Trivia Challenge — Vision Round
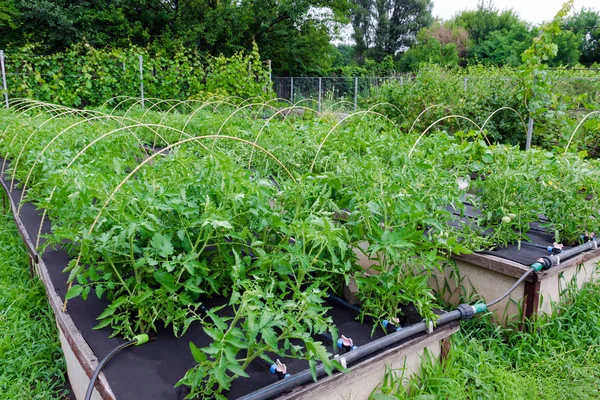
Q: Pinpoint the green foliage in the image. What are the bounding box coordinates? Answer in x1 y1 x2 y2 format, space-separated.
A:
0 207 68 399
399 36 460 72
368 65 528 144
397 20 470 71
177 281 341 398
2 95 600 395
401 1 596 71
372 281 600 399
563 7 600 66
3 0 350 77
4 43 272 107
351 0 433 62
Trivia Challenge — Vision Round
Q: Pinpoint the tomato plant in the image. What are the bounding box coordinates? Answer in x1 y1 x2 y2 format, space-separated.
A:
1 95 599 396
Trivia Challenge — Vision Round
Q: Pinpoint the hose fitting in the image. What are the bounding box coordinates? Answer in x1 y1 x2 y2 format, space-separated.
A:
457 303 476 319
269 360 290 380
382 318 402 332
537 256 552 270
337 335 357 352
133 333 150 346
581 233 595 242
472 303 487 314
530 262 544 272
547 246 562 254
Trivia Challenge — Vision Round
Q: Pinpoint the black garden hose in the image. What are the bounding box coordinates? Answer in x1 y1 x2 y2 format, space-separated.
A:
84 334 149 400
486 268 536 307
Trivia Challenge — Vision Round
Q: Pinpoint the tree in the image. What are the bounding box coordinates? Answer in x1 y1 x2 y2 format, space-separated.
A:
0 1 22 49
453 1 533 66
563 8 600 66
351 0 433 62
399 28 460 71
3 0 350 76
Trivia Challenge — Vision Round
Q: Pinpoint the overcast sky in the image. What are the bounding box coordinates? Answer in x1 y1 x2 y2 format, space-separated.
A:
433 0 598 24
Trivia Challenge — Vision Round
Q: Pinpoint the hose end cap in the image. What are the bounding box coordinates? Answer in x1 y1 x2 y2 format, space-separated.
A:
133 333 149 346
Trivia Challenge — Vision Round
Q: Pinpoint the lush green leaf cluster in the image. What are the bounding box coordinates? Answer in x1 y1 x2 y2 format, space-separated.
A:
1 99 599 396
3 43 271 108
1 0 350 77
366 64 600 152
0 206 68 398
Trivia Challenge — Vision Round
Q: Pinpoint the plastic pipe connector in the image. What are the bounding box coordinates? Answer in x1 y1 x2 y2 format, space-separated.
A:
133 333 149 346
456 303 476 319
337 335 357 352
382 320 402 332
270 360 290 380
530 262 544 272
537 257 553 270
472 303 487 314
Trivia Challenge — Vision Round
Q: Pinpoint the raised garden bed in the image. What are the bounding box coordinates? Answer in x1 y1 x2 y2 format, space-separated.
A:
2 101 599 399
438 240 600 325
0 160 459 399
432 204 600 325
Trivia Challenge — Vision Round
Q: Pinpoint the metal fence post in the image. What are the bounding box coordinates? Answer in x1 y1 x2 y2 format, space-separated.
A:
526 117 534 150
463 77 468 92
0 50 8 109
526 75 537 150
139 55 144 109
268 60 272 83
290 77 294 103
354 77 358 111
318 77 322 112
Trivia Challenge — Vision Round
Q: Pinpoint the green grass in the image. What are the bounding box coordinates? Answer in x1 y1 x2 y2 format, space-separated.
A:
373 279 600 399
0 205 69 399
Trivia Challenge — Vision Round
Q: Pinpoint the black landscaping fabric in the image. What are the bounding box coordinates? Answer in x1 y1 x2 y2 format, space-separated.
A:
446 202 572 266
0 159 418 400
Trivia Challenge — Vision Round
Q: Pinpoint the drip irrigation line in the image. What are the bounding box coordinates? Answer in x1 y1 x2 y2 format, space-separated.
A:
520 241 562 254
84 334 149 400
84 233 594 400
326 293 360 314
486 268 535 307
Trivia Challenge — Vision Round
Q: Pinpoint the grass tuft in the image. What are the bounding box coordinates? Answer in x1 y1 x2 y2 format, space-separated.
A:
373 280 600 399
0 205 69 399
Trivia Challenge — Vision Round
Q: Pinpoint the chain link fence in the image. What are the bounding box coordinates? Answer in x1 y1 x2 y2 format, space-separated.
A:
271 76 412 112
271 73 600 114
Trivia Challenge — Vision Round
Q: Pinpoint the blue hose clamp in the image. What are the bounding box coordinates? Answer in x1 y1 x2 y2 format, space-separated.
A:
337 337 358 351
382 319 402 332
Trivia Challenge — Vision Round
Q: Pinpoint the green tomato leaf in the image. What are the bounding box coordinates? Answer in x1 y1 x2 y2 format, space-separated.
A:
189 342 206 363
154 270 177 292
65 284 83 300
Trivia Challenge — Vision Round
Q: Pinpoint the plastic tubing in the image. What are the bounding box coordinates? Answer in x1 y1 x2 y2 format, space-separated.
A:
538 238 598 269
84 334 149 400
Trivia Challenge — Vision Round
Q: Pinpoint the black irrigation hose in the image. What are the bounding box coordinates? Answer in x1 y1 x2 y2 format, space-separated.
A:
486 268 535 308
84 334 149 400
